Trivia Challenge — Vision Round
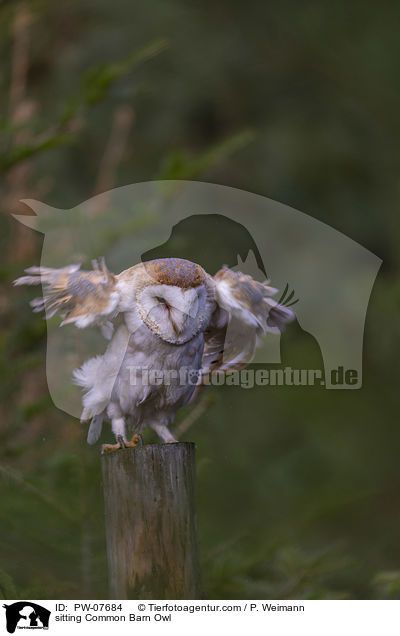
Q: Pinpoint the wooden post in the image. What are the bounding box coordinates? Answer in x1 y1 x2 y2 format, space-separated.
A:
101 442 201 599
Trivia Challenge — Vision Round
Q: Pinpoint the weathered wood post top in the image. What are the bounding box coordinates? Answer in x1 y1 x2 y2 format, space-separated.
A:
101 442 201 599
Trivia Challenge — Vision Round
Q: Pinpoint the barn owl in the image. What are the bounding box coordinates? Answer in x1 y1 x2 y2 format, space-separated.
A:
14 257 295 451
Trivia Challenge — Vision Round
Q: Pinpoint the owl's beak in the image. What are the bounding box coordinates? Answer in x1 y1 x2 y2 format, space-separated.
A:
167 305 186 336
169 312 181 336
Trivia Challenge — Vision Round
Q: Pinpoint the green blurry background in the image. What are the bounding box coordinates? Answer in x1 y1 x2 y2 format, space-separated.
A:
0 0 399 599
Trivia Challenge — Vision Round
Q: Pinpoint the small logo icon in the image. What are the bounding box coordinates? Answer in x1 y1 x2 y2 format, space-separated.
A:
3 602 51 633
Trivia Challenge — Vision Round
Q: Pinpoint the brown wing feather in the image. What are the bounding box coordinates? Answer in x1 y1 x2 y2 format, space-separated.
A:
198 266 295 380
14 258 120 328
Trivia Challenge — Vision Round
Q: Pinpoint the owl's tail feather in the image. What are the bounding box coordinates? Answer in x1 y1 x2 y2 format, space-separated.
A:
87 412 104 445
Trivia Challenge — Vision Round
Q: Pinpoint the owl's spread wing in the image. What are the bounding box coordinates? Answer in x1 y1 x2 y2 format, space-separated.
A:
13 258 120 331
201 266 295 375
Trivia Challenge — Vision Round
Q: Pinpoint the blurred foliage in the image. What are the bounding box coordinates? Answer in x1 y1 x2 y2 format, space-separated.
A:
0 0 399 600
372 571 400 599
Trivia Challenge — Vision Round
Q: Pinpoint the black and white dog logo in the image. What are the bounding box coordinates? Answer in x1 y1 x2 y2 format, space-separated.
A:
3 602 50 633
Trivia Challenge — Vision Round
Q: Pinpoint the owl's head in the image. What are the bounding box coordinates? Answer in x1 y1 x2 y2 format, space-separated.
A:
134 258 214 344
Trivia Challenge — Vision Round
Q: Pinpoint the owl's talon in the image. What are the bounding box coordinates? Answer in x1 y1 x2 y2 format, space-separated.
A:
117 435 126 448
124 433 142 448
138 434 143 446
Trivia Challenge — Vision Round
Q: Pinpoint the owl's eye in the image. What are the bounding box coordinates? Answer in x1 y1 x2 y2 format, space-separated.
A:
156 296 167 304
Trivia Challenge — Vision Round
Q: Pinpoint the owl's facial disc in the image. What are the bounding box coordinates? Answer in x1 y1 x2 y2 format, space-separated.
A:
136 283 208 344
